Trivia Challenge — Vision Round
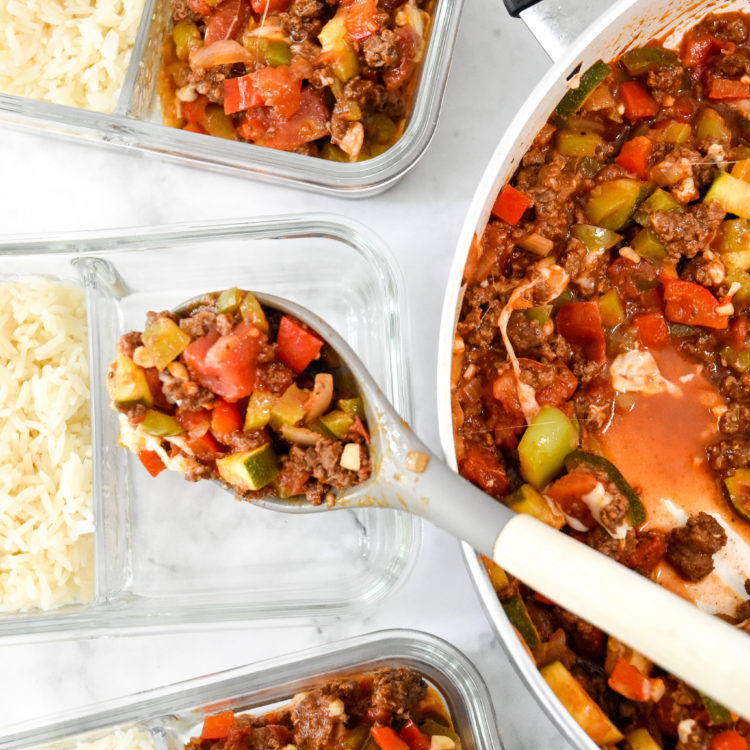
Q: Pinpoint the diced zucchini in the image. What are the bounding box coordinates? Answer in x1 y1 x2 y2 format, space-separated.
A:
724 469 750 522
107 352 153 407
216 442 279 491
704 173 750 219
726 268 750 303
338 397 364 418
216 287 241 314
721 346 750 373
621 46 678 76
553 60 611 127
571 224 622 251
631 227 668 265
633 188 684 226
525 305 553 326
239 292 269 332
244 391 277 431
598 289 625 327
504 483 565 529
585 179 651 231
142 317 191 371
717 218 750 272
308 418 337 440
204 104 235 139
139 409 184 437
173 21 202 61
556 129 603 157
695 107 732 143
318 9 358 82
481 555 510 593
518 406 578 489
624 728 661 750
700 692 732 724
502 592 541 649
269 384 308 430
364 114 397 146
332 45 359 83
541 661 624 745
660 120 692 144
319 409 354 438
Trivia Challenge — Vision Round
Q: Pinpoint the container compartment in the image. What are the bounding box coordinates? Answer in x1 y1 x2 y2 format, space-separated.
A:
0 215 418 639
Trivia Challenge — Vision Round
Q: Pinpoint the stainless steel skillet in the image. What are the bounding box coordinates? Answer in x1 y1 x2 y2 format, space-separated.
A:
437 0 750 745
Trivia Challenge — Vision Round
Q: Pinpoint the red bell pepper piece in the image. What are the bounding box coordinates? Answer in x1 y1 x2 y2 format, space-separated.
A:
661 276 729 330
718 315 749 351
137 450 166 478
249 65 301 118
201 711 236 740
250 0 289 12
399 721 431 750
176 408 212 437
491 185 533 226
183 122 208 134
607 657 657 702
681 30 736 68
204 0 247 45
182 95 209 125
211 397 242 436
255 88 328 151
615 136 652 180
345 0 379 41
712 731 749 750
459 444 509 498
276 315 324 373
633 311 670 349
619 81 659 121
556 301 607 362
185 431 222 459
223 75 264 115
371 727 410 750
183 323 262 401
708 78 750 100
237 106 271 141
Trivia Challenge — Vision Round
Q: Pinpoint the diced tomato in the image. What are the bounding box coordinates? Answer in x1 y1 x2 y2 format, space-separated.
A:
211 397 242 436
633 311 670 349
276 315 324 373
352 416 370 444
619 81 659 121
608 657 663 702
256 88 329 151
718 315 749 351
532 592 557 606
183 323 263 401
371 727 409 750
708 78 750 100
638 286 663 312
182 95 209 125
546 471 598 528
459 444 509 498
185 431 223 459
204 0 247 45
250 0 289 12
223 75 264 115
345 0 379 40
137 450 166 478
188 0 212 16
681 30 736 68
382 27 418 92
250 65 301 118
556 301 607 362
661 276 730 330
624 532 667 575
398 721 430 750
201 711 236 740
183 122 208 134
615 136 652 180
674 94 696 117
491 185 533 226
176 408 212 437
364 707 393 725
237 106 271 141
712 731 749 750
276 461 311 496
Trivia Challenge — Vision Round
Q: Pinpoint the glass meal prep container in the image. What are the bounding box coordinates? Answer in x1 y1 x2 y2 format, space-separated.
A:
0 0 462 196
0 213 419 641
0 630 503 750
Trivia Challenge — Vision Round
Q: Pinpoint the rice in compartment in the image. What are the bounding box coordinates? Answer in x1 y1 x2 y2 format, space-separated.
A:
31 727 155 750
0 0 146 112
0 277 94 612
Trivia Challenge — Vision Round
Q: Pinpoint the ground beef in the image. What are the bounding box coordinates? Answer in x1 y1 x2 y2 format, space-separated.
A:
554 609 606 662
707 435 750 475
649 202 725 259
646 65 685 96
362 29 400 68
623 530 668 576
161 373 216 411
190 64 232 104
582 525 620 559
718 402 750 434
277 0 327 41
220 429 269 452
291 691 346 750
370 668 427 715
185 463 214 482
666 512 727 582
506 309 547 356
281 438 371 491
170 0 202 23
257 361 295 393
713 46 750 78
117 331 143 358
599 492 629 536
573 377 615 433
720 371 750 401
654 678 704 738
698 14 749 43
680 255 724 288
178 306 219 337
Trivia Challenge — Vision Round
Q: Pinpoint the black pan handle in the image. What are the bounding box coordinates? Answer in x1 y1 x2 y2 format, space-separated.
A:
502 0 541 17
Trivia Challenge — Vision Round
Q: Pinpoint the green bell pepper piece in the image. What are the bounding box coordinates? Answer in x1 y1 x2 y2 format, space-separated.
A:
565 450 646 526
321 142 350 162
338 397 364 419
669 322 698 337
724 469 750 522
173 21 202 61
216 287 241 314
621 46 678 76
364 113 397 146
518 406 578 489
555 129 603 157
597 289 625 327
579 156 601 177
726 268 750 303
624 728 661 750
525 305 552 326
553 60 611 127
695 107 732 143
419 720 459 745
721 346 750 373
269 384 308 430
244 390 277 431
319 409 354 438
142 317 191 371
633 188 684 226
660 121 692 144
631 227 668 265
239 292 269 332
571 223 622 251
607 325 639 356
585 179 652 231
140 409 185 437
700 693 732 724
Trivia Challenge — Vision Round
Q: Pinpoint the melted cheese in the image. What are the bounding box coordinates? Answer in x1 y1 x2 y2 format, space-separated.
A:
610 350 680 395
118 415 192 474
581 481 629 540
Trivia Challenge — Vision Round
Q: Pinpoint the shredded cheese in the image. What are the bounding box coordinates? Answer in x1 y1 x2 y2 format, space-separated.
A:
610 350 681 395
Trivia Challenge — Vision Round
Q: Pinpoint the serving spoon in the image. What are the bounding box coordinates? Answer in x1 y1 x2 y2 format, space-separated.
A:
176 291 750 719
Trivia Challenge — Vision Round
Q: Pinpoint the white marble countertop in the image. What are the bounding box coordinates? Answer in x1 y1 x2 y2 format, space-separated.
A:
0 2 579 747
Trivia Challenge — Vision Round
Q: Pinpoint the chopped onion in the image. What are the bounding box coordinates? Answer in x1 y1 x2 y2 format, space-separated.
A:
190 40 253 69
304 373 333 423
280 424 320 446
517 232 554 257
340 443 361 471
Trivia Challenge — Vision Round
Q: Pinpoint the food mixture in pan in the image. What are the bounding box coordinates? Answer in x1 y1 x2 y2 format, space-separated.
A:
158 0 431 160
452 12 750 750
188 667 460 750
108 289 371 504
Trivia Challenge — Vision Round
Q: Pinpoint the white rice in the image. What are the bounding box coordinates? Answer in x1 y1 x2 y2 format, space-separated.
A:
31 726 156 750
0 277 94 612
0 0 146 112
